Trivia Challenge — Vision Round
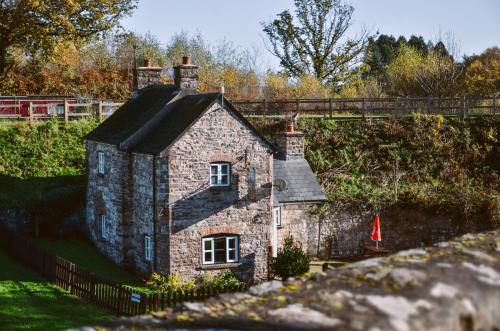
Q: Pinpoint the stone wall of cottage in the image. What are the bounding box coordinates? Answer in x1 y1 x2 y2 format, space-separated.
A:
277 204 320 256
160 102 273 283
129 153 155 274
86 141 128 266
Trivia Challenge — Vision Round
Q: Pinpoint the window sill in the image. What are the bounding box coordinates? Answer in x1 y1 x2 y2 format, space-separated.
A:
199 262 242 270
209 186 232 192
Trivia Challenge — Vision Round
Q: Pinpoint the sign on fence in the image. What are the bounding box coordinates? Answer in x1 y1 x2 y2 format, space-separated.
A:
131 293 141 303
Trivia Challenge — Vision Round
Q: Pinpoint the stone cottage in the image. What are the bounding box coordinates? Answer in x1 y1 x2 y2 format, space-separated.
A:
84 57 326 282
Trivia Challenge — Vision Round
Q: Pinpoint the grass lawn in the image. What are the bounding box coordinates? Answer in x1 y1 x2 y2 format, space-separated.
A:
0 249 114 331
35 238 146 291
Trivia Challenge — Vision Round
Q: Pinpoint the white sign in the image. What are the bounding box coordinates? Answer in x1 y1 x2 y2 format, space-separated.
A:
131 293 141 303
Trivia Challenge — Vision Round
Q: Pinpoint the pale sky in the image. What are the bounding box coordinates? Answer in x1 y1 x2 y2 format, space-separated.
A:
122 0 500 69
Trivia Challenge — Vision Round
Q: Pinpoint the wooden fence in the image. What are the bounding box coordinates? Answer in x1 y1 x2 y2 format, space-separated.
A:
0 96 497 123
0 224 245 316
232 96 498 119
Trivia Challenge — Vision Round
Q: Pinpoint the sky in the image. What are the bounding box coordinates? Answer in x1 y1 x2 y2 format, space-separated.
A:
122 0 500 69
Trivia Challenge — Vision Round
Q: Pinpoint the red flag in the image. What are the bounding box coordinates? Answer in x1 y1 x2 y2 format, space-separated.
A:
371 214 381 242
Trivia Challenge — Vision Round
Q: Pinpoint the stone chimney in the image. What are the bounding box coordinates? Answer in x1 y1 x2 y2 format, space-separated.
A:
276 121 304 160
133 59 162 90
174 56 199 91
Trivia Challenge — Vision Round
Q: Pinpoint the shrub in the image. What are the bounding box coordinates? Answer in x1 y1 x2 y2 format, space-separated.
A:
146 273 195 294
197 271 244 290
271 235 310 280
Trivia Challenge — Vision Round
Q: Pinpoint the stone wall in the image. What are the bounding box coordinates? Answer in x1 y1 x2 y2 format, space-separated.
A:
318 207 483 258
160 102 273 282
86 141 128 266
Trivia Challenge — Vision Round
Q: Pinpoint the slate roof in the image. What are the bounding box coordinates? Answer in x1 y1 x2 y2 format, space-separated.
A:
273 158 327 204
84 85 275 154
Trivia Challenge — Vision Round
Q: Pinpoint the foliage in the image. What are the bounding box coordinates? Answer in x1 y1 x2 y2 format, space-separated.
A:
0 249 114 331
271 235 311 280
0 0 137 81
262 0 369 88
146 271 243 293
0 119 98 178
146 273 196 294
297 116 499 226
464 47 500 97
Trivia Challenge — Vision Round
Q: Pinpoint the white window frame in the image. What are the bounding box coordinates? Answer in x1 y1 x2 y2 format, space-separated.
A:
273 207 281 227
202 237 214 264
97 151 105 175
202 235 239 265
144 235 152 261
100 215 108 239
210 163 231 187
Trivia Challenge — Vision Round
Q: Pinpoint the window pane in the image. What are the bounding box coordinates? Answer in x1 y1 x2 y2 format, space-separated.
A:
221 175 228 185
211 175 218 185
204 240 212 250
204 252 212 262
228 250 236 261
211 165 218 175
221 164 229 174
227 238 236 249
214 238 226 250
215 250 226 263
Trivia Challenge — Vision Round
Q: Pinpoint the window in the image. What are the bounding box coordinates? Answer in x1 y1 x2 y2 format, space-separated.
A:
210 163 231 187
97 151 105 175
101 215 108 239
273 207 281 227
144 236 152 261
202 235 239 265
248 168 256 185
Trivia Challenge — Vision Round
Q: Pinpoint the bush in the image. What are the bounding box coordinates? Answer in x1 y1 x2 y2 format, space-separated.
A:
145 273 195 294
146 271 243 293
271 235 310 280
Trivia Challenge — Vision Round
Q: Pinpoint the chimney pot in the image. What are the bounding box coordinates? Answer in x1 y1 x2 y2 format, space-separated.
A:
182 56 191 65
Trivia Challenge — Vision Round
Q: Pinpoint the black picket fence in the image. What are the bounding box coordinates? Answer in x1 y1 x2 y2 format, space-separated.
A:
0 224 245 316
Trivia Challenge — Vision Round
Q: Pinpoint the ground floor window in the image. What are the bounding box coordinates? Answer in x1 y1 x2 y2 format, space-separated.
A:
202 235 239 264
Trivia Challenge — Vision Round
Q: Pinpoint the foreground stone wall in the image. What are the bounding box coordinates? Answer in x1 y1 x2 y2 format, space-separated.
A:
70 229 500 331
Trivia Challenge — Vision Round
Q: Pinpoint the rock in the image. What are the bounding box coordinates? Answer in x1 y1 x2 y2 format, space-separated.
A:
462 248 496 262
182 302 209 313
462 262 500 286
267 304 342 329
430 283 459 298
248 280 283 296
389 268 427 287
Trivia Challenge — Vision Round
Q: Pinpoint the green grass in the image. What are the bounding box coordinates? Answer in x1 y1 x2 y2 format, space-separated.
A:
35 238 146 291
0 249 114 331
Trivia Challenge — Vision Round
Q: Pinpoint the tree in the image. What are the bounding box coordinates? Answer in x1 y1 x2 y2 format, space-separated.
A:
262 0 369 87
0 0 137 80
464 47 500 97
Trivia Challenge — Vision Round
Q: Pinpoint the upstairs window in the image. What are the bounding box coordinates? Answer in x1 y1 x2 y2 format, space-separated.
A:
273 207 281 227
202 235 239 264
210 163 231 187
144 236 152 261
97 151 105 175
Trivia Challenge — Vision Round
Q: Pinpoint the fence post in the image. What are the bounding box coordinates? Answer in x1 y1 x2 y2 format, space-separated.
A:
362 98 366 120
460 95 466 118
28 102 34 125
98 100 103 122
493 96 497 116
427 96 432 114
329 98 333 118
263 98 267 121
64 99 69 123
